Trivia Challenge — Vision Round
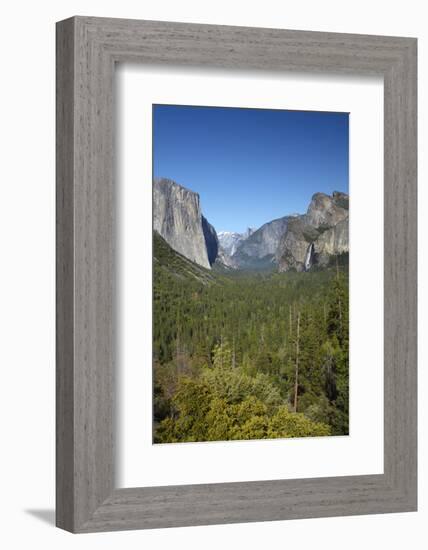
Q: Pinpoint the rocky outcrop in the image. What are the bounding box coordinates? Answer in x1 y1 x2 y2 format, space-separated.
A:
153 178 213 269
306 192 349 227
314 217 349 266
275 216 311 272
277 192 349 272
232 217 288 269
215 247 239 270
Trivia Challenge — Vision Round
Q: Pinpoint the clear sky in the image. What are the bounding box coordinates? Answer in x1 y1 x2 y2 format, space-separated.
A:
153 104 349 234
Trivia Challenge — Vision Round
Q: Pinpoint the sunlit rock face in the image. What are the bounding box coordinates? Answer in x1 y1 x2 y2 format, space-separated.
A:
306 192 348 227
236 217 288 257
231 217 289 269
314 218 349 266
277 191 349 272
276 216 311 272
153 178 213 269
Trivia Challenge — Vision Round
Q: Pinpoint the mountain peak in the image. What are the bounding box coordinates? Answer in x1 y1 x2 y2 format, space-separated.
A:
154 177 201 203
306 190 349 227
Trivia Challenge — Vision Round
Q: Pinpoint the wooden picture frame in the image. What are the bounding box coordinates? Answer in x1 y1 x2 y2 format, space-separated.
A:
56 16 417 533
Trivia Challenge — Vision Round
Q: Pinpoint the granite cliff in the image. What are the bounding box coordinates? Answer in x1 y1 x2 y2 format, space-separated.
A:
153 178 214 269
276 192 349 272
231 217 289 270
153 177 349 272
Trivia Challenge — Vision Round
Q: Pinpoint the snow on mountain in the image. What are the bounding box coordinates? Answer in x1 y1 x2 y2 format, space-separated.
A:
217 228 255 256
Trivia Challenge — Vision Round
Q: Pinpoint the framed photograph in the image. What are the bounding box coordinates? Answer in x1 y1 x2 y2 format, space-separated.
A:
56 16 417 532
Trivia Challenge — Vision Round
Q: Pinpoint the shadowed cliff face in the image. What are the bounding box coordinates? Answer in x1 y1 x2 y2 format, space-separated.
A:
201 216 219 266
153 178 212 269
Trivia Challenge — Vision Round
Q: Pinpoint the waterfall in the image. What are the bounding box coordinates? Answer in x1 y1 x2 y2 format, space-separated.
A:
304 242 314 271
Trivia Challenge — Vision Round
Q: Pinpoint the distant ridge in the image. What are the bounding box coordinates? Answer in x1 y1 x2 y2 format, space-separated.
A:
153 177 349 272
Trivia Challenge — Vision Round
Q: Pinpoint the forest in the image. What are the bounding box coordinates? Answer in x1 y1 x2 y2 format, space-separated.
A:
153 233 349 443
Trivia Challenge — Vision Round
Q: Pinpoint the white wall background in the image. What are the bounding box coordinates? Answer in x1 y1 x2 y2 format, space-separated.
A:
0 1 425 548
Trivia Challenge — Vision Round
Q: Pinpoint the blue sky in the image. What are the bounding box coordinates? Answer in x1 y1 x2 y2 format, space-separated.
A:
153 105 349 233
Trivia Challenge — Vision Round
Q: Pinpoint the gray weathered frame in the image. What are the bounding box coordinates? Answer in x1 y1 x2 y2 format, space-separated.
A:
56 16 417 533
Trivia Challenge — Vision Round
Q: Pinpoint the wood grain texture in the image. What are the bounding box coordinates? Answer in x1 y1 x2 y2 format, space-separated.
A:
56 16 417 533
56 17 75 531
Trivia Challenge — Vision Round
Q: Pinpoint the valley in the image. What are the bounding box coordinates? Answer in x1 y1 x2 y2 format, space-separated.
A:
152 177 349 443
153 232 349 443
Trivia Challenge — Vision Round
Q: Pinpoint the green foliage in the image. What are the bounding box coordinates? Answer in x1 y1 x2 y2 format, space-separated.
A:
154 366 330 443
268 406 331 438
202 361 283 412
153 235 349 442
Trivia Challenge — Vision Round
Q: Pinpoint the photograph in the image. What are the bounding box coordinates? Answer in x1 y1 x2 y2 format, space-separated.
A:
152 104 349 444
